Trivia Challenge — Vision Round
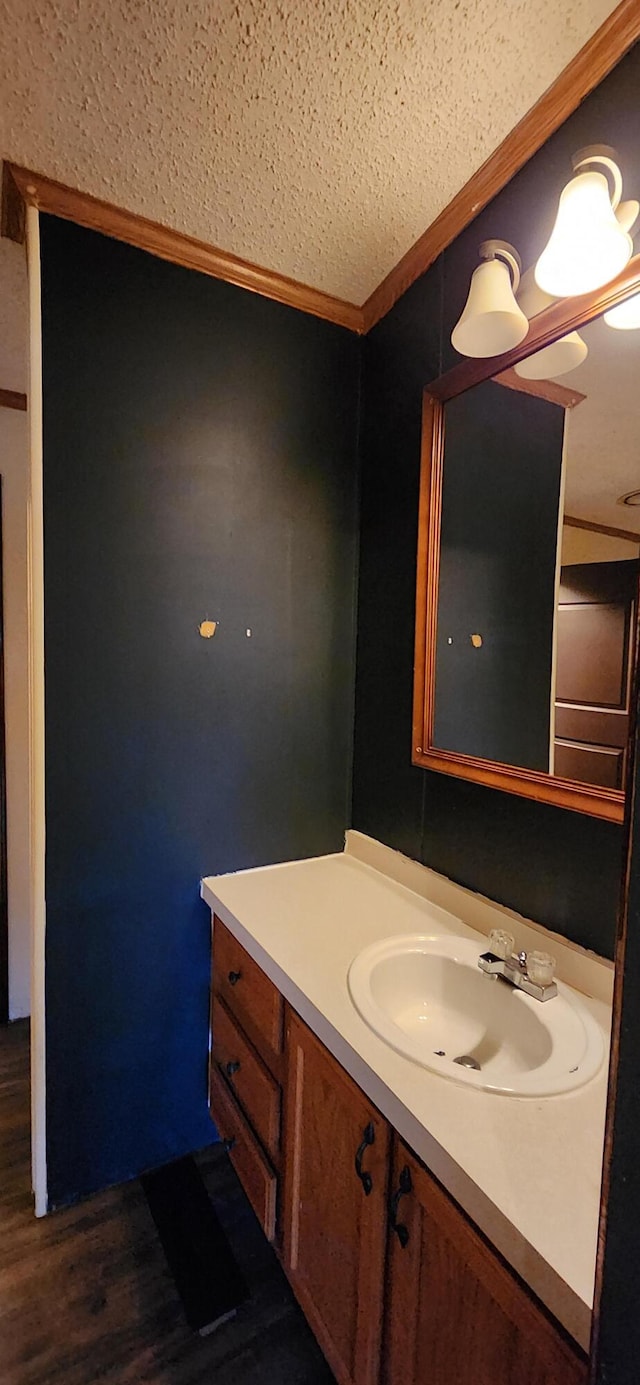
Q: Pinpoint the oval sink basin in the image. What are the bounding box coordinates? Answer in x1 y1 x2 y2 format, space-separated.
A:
348 935 604 1096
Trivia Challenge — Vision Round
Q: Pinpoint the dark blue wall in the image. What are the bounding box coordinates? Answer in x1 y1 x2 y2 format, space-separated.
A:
352 253 623 959
352 44 640 960
41 217 360 1206
41 41 640 1213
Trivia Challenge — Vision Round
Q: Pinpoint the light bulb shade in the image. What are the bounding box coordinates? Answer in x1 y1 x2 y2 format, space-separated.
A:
617 198 640 233
516 265 554 320
535 170 632 297
451 257 529 358
514 331 587 380
604 290 640 330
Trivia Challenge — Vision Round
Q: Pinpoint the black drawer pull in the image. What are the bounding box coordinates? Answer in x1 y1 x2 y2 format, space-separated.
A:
222 1136 236 1153
355 1122 375 1196
225 1060 240 1077
228 970 242 986
389 1165 412 1248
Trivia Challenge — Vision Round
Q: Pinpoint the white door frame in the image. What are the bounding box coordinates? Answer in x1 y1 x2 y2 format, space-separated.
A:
26 205 47 1216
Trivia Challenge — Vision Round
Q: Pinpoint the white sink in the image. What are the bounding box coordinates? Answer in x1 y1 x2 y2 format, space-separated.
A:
348 934 604 1097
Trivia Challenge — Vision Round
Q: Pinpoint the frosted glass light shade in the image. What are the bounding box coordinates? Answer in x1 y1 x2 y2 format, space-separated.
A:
514 331 587 380
451 257 528 358
535 170 633 297
604 291 640 330
514 266 587 378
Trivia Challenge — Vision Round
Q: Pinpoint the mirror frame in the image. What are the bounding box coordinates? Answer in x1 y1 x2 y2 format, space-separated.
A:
412 252 640 823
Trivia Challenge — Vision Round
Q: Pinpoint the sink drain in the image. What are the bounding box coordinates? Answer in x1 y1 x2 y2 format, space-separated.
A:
453 1054 481 1071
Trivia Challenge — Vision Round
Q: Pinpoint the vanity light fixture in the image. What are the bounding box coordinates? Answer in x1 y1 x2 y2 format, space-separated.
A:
514 268 587 380
451 240 529 358
535 146 638 298
604 290 640 330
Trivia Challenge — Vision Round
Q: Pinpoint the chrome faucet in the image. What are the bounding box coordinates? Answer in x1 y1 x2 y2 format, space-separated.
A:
478 930 558 1002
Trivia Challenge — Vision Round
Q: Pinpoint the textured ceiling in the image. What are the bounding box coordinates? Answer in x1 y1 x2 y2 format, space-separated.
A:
0 0 619 303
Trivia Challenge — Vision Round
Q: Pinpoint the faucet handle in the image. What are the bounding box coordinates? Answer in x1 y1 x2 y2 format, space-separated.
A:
488 928 515 960
527 950 556 986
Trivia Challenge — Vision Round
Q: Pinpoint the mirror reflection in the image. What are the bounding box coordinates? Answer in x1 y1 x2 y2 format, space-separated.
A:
432 310 640 792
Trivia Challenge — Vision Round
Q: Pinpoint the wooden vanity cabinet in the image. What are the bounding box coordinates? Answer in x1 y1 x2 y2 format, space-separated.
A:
212 917 284 1072
208 920 589 1385
212 996 281 1162
382 1140 588 1385
283 1008 391 1385
209 917 284 1242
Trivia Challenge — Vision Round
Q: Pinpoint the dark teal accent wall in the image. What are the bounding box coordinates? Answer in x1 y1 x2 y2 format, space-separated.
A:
353 255 625 956
352 43 640 959
42 216 360 1206
41 41 640 1228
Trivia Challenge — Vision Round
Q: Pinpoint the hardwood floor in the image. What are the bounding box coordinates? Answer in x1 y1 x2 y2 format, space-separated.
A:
0 1021 335 1384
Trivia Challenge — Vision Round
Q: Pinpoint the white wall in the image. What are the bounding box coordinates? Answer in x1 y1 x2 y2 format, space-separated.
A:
0 233 31 1018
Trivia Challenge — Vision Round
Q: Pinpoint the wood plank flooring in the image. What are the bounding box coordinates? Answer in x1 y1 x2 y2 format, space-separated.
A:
0 1021 335 1384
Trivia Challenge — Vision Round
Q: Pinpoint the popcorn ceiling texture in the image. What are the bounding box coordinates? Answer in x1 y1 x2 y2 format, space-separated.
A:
0 0 619 304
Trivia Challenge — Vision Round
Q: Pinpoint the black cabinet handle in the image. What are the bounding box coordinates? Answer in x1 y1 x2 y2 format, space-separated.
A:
222 1136 236 1153
228 970 241 986
355 1121 375 1195
225 1060 240 1077
389 1165 412 1248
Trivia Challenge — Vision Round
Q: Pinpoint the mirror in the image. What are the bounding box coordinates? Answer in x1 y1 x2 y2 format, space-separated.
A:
413 263 640 821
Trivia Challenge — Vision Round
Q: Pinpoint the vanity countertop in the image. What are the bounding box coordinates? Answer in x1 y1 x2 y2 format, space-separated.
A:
201 830 612 1352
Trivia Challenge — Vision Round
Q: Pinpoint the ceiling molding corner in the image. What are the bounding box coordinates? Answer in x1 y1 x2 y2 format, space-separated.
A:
2 162 364 335
360 0 640 332
3 1 639 340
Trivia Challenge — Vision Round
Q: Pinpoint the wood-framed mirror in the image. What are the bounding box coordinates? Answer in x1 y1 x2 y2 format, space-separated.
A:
413 254 640 823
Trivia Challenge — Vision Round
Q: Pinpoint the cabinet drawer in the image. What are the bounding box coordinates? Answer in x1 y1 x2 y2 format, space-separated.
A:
212 995 281 1163
213 917 284 1066
209 1062 277 1242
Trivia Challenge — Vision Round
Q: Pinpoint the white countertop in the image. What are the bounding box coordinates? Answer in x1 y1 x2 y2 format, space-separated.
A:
201 831 611 1351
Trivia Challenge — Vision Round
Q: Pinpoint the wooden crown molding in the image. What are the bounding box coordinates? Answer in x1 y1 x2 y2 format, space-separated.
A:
361 0 640 332
564 514 640 545
2 2 638 339
0 388 27 412
1 163 364 335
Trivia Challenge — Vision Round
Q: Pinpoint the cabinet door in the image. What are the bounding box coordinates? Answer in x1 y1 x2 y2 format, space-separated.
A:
382 1140 588 1385
283 1009 391 1385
